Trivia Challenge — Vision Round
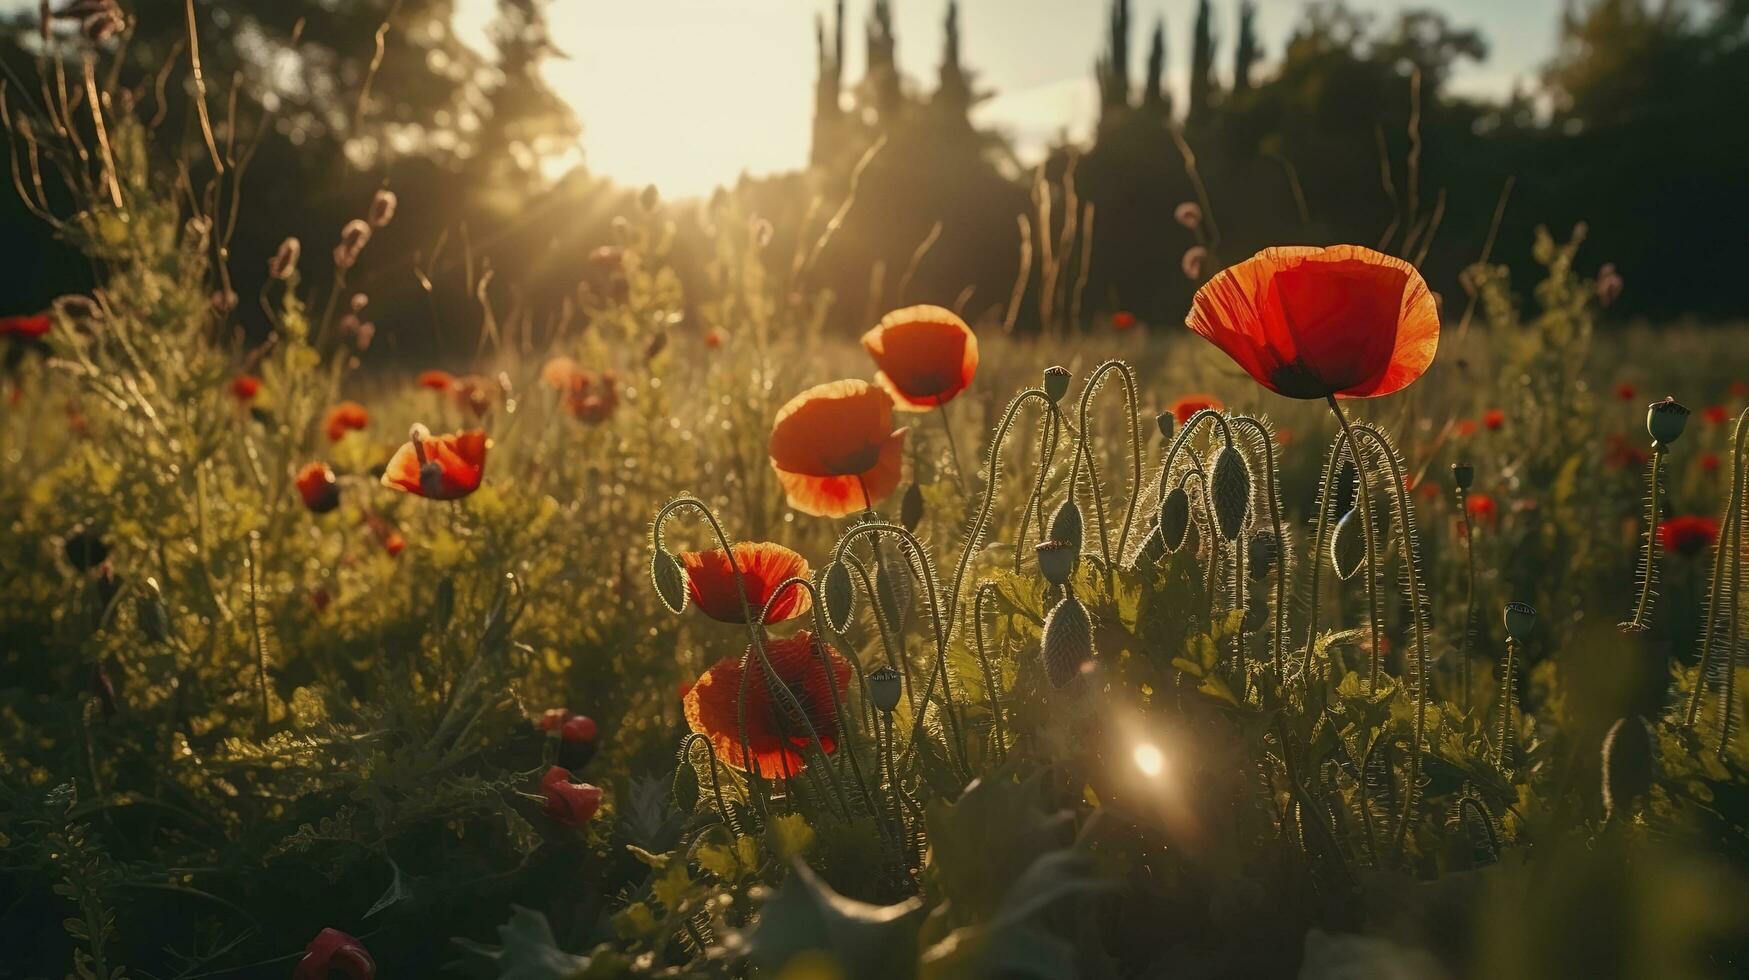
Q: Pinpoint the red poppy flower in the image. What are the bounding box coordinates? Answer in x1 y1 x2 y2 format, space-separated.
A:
1615 382 1637 402
540 766 604 825
1186 245 1440 400
1455 419 1478 438
561 715 598 743
451 374 498 418
0 314 51 339
1465 493 1498 527
230 375 262 402
768 379 907 517
1660 515 1719 557
680 541 812 624
704 327 726 349
1701 452 1722 473
1274 428 1293 445
417 369 454 391
295 462 340 513
381 426 488 500
540 356 582 392
292 928 375 980
382 530 406 557
1702 405 1730 425
323 401 369 442
860 305 978 411
1112 310 1137 331
1605 432 1650 470
309 588 332 614
1170 393 1223 427
1732 381 1748 399
536 707 569 732
563 370 619 424
682 630 852 778
1483 409 1506 431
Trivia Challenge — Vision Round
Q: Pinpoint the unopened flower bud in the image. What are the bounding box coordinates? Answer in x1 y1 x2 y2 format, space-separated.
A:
1155 412 1175 441
268 236 301 281
369 189 397 228
1503 601 1537 641
1041 593 1094 689
1035 540 1076 586
1174 201 1202 229
1042 366 1070 403
867 665 902 713
1646 397 1689 447
1451 461 1475 491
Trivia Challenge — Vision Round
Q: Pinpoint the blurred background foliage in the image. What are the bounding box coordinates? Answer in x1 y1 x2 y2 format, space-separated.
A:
2 0 1747 363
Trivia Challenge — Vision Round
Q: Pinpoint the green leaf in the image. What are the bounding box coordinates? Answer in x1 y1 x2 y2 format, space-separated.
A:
746 859 923 980
449 905 591 980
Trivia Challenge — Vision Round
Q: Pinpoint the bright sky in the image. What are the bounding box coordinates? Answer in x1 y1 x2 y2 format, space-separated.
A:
483 0 1563 198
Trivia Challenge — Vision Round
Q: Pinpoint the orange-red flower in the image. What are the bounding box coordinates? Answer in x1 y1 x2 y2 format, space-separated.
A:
451 374 498 418
417 369 454 391
1701 452 1722 473
704 327 726 349
540 356 583 392
1615 382 1637 402
292 928 374 980
1456 418 1479 438
295 462 340 513
768 379 907 517
1661 515 1719 557
381 426 488 500
323 401 369 442
682 630 852 778
1465 493 1498 527
1112 310 1137 331
680 542 812 624
1702 405 1730 425
0 314 51 339
1482 408 1506 431
230 375 262 402
540 766 603 826
1170 393 1224 427
860 305 978 411
1186 245 1440 400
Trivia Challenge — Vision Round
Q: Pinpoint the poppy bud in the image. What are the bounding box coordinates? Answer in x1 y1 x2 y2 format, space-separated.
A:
293 928 375 980
1181 245 1209 281
1502 601 1537 641
1042 592 1093 689
561 715 598 743
268 236 301 281
64 528 108 571
651 550 687 614
1331 508 1366 580
900 482 924 532
540 766 603 826
1646 397 1690 447
1601 716 1654 822
295 462 341 514
645 330 668 362
1048 498 1083 553
1042 365 1070 403
333 220 372 270
369 189 397 228
536 707 569 732
1161 487 1192 553
1248 529 1279 582
867 665 903 713
1155 412 1175 441
1451 461 1475 491
1174 201 1203 229
136 577 169 643
1035 540 1076 586
1209 444 1252 541
875 547 911 632
821 561 855 632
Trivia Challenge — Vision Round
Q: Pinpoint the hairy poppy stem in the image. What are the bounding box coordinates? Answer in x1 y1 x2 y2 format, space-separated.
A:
936 399 969 495
1326 396 1383 692
1456 488 1477 711
1231 417 1289 679
1014 399 1062 564
1686 408 1747 741
1497 637 1519 771
1623 447 1665 631
245 531 270 735
972 582 1008 761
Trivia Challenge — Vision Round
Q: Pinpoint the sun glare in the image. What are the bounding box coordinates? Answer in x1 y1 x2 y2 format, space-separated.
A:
1132 742 1166 779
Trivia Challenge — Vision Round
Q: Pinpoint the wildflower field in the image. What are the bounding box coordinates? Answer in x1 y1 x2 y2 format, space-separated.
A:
6 3 1749 980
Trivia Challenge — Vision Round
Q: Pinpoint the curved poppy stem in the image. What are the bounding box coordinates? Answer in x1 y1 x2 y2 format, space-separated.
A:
1688 408 1748 740
1070 360 1144 584
1015 399 1064 565
1230 416 1289 679
972 581 1008 761
948 388 1057 629
1623 446 1665 632
1455 487 1476 712
676 732 743 839
1326 396 1383 692
1304 429 1353 677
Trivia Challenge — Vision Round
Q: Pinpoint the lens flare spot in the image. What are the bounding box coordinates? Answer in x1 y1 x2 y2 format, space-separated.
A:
1133 742 1166 779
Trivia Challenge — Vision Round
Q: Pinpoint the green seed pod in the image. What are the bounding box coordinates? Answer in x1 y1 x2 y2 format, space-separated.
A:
1042 592 1094 689
1503 601 1537 641
1646 397 1690 446
1049 498 1083 554
1331 508 1367 581
651 550 688 615
1209 444 1252 541
1601 715 1655 822
1042 366 1071 403
1248 529 1279 583
867 665 903 713
1161 487 1192 553
1451 461 1475 491
1155 412 1175 441
821 561 855 633
1036 540 1076 586
900 482 924 532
